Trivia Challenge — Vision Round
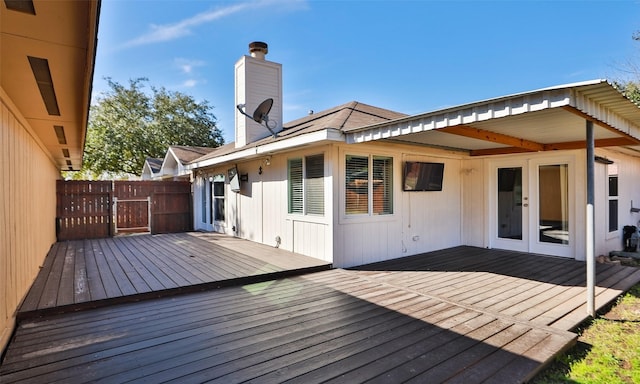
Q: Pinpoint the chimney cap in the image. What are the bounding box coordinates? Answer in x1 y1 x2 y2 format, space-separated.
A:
249 41 268 58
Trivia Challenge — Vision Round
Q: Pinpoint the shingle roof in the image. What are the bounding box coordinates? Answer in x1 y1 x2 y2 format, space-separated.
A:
190 101 406 164
169 145 218 164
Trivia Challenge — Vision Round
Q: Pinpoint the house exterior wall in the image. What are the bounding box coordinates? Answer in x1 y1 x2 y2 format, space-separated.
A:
1 93 59 351
192 138 638 269
193 144 335 263
333 142 464 268
461 157 487 248
594 148 640 256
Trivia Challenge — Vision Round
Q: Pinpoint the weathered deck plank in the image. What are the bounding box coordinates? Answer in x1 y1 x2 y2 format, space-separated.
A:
1 270 577 384
4 243 639 383
17 232 331 317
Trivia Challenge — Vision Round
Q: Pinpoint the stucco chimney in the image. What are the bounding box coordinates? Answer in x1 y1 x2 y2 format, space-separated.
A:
235 42 283 148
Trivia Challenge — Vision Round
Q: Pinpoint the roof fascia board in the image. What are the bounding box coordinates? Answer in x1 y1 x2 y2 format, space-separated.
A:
347 89 572 144
187 128 343 170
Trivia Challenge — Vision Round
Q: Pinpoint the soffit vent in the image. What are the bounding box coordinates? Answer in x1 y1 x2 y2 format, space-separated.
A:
4 0 35 15
28 56 60 116
54 125 67 144
62 148 70 158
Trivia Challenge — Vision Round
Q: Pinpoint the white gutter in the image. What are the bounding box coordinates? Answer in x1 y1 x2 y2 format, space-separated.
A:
186 128 344 170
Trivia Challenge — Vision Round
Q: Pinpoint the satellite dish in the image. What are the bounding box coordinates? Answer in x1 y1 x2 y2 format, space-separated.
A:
252 98 273 123
236 98 277 138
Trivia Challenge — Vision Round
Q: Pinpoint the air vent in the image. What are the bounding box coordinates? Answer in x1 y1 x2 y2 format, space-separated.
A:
62 148 70 158
4 0 35 14
66 160 72 166
28 56 60 116
54 125 67 144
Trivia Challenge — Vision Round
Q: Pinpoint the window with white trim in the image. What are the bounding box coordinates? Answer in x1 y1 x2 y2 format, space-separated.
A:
288 154 324 215
345 154 393 215
213 174 225 222
608 164 618 233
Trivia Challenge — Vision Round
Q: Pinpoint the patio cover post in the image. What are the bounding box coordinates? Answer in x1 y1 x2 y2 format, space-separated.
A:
586 119 596 317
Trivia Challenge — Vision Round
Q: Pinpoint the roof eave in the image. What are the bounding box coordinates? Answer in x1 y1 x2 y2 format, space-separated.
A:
187 128 344 170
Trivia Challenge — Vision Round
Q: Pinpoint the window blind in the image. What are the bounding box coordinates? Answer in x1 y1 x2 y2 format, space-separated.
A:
345 155 369 215
373 156 393 214
305 154 324 215
288 158 303 214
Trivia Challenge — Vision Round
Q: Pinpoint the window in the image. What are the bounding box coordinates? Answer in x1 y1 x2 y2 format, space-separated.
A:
201 178 208 224
288 154 324 215
213 175 225 221
345 154 393 215
608 165 618 232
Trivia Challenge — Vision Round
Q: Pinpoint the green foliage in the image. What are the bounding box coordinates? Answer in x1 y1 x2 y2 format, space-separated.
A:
78 78 223 178
615 80 640 105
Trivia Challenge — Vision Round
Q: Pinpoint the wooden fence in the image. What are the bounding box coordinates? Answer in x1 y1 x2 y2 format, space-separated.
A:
56 180 192 241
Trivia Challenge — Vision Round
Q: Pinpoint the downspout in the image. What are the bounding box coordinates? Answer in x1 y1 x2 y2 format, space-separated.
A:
586 120 596 317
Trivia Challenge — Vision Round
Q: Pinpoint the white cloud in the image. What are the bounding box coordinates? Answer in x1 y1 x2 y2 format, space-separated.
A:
175 58 205 74
183 79 198 87
122 0 308 48
122 3 250 48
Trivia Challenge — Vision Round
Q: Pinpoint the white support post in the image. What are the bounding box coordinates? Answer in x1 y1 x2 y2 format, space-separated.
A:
147 196 152 233
113 197 119 235
586 120 596 317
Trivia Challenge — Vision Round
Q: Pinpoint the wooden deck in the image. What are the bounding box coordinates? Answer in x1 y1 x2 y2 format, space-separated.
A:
350 246 640 331
2 244 640 383
17 232 331 318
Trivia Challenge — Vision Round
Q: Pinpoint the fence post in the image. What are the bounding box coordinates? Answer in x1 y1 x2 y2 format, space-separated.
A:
113 197 118 235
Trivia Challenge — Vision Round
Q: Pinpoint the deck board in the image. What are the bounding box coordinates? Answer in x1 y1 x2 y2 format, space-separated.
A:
17 232 331 317
3 243 640 383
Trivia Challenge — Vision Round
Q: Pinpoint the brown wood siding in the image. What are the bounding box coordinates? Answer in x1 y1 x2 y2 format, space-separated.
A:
1 97 59 353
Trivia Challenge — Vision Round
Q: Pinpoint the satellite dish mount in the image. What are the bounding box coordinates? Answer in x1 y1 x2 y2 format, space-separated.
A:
237 98 277 138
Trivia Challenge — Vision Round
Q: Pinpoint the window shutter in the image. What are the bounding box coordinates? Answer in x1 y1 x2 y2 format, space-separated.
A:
288 158 303 214
345 155 369 214
305 154 324 215
373 156 393 214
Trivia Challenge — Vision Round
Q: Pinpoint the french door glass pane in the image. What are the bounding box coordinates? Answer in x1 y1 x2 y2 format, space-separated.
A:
538 164 569 244
497 167 523 240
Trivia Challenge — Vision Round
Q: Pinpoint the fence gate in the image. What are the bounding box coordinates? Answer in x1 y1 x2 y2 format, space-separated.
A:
56 180 192 241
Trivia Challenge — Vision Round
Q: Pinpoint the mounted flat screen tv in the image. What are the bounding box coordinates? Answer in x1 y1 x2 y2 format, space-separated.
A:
403 161 445 191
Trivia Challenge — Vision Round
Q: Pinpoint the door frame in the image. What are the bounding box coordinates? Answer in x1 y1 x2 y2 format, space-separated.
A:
488 155 575 258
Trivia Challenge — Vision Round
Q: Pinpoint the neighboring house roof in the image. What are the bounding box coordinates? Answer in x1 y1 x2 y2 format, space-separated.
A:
188 101 406 168
156 145 219 179
169 145 217 164
145 158 163 174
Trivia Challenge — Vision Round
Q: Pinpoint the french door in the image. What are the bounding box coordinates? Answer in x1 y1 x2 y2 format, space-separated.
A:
490 157 573 258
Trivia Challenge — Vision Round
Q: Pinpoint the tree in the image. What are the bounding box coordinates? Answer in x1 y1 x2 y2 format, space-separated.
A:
613 31 640 105
75 78 223 178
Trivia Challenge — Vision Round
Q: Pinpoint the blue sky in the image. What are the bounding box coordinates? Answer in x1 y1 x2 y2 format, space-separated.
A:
93 0 640 143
